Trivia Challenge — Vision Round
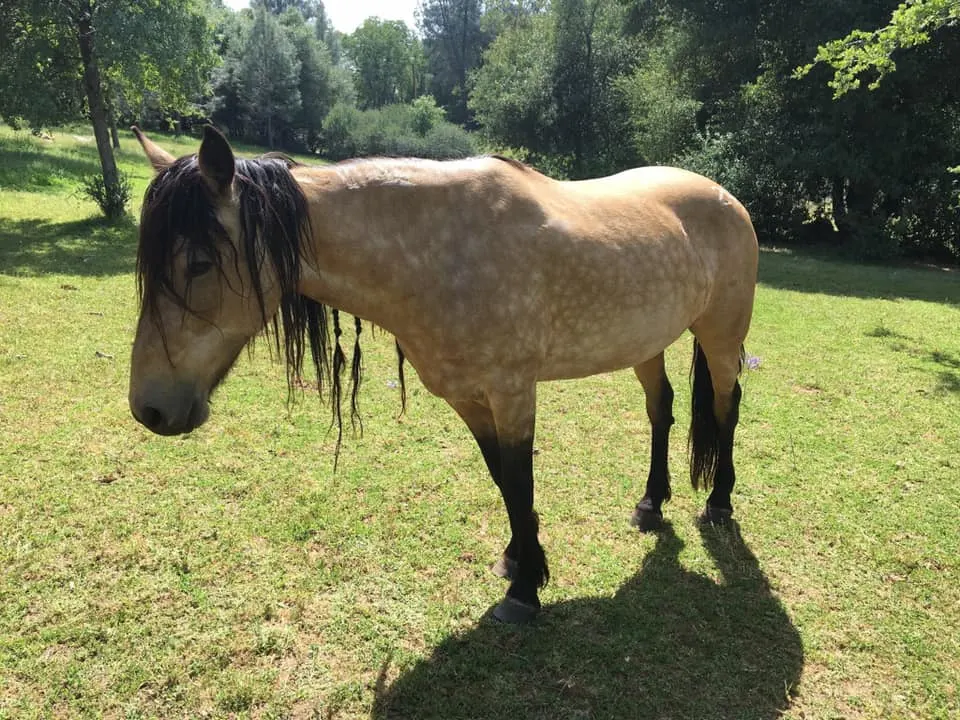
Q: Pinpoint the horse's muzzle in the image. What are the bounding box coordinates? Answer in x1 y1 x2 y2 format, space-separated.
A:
130 384 209 436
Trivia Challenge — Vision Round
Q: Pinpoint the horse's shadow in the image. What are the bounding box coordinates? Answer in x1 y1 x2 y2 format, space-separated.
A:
373 524 803 720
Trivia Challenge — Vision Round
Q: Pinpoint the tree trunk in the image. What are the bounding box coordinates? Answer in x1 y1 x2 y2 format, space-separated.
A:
110 120 120 149
75 2 120 198
831 176 846 224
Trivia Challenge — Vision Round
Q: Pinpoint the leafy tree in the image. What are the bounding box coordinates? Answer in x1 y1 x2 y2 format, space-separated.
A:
798 0 960 96
96 1 215 130
0 2 82 129
615 23 701 165
480 0 549 34
343 19 426 109
254 0 325 20
551 0 635 177
469 10 557 159
208 8 252 138
417 0 488 125
619 0 960 260
241 7 302 148
471 0 634 177
314 8 342 64
279 8 339 150
0 0 215 215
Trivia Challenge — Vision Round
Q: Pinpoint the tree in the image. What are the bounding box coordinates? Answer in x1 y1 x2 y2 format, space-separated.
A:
96 1 216 137
208 7 252 139
343 19 426 109
0 0 215 215
469 10 557 157
551 0 634 177
618 0 960 260
241 7 302 148
470 0 634 177
798 0 960 96
616 23 702 165
417 0 488 125
0 2 83 128
254 0 325 20
279 8 340 150
480 0 549 34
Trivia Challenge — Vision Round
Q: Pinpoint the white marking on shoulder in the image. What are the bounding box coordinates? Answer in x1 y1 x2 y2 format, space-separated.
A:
717 186 733 206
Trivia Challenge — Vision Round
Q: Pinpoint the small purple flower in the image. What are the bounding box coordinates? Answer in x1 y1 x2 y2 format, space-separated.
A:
746 355 762 371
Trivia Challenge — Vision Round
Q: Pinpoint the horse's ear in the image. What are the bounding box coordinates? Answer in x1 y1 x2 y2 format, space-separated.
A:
198 124 235 197
131 126 175 172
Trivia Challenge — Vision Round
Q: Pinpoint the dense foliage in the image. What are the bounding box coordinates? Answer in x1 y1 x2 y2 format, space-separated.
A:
2 0 958 260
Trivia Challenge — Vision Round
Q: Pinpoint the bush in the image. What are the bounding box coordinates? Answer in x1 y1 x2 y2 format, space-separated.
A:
80 171 132 219
322 102 362 160
321 101 476 161
410 95 446 137
420 123 475 160
676 133 807 245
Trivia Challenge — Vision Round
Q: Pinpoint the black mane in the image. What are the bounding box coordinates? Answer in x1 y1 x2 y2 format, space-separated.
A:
136 153 366 461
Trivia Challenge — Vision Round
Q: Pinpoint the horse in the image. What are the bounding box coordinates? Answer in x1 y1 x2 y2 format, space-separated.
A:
128 125 758 624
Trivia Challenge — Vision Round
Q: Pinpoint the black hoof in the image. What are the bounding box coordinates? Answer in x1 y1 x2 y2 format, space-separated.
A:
491 555 518 580
630 506 663 532
699 505 733 526
492 596 539 624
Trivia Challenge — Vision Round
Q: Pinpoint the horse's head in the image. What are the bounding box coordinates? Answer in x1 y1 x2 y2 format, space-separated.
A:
129 126 306 435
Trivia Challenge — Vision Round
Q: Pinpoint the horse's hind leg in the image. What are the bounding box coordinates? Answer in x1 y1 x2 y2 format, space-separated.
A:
630 353 675 532
688 336 744 524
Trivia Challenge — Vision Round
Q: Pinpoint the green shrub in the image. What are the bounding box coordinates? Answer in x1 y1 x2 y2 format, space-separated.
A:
410 95 446 137
420 123 475 160
79 171 132 219
322 102 363 160
321 101 476 161
676 133 806 244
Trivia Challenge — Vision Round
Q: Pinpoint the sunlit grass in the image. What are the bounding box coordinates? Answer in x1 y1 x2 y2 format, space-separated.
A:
1 125 958 719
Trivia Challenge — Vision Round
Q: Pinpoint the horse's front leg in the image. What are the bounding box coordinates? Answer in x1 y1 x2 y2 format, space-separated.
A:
446 399 518 579
487 385 548 623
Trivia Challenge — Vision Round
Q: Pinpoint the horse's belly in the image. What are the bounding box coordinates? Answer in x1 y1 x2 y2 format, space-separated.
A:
532 262 704 382
537 310 691 381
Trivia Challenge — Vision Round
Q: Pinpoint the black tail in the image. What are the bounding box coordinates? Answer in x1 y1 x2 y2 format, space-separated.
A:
689 340 719 490
688 340 745 490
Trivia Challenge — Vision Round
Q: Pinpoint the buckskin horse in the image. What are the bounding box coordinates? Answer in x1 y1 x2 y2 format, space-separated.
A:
128 126 758 623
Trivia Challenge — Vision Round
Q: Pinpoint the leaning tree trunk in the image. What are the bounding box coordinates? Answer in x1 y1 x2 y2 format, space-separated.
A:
75 2 120 199
104 87 121 148
109 110 120 149
831 176 847 230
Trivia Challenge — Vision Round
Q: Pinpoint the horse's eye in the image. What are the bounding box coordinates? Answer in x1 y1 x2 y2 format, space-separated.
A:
186 258 214 278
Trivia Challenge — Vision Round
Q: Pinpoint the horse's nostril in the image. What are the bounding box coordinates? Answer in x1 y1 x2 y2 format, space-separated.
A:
139 405 167 432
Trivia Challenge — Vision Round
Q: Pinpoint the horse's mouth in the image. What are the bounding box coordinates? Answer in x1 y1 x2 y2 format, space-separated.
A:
131 391 210 436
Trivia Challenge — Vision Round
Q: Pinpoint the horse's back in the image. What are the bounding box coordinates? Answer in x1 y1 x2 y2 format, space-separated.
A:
549 164 758 318
556 166 755 245
461 165 756 382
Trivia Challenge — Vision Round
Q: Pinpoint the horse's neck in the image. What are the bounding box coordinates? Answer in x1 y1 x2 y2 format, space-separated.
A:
292 160 453 331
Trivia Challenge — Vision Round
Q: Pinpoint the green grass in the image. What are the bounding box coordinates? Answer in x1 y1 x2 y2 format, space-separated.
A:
1 125 959 719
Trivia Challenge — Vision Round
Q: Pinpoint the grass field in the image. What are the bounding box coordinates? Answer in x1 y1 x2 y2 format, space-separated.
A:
1 125 958 719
